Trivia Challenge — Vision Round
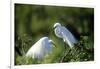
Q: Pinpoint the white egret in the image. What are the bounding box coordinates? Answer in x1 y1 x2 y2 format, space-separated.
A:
26 37 56 60
53 22 77 48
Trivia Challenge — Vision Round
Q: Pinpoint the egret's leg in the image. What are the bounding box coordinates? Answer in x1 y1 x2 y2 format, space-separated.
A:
64 42 67 49
60 42 71 62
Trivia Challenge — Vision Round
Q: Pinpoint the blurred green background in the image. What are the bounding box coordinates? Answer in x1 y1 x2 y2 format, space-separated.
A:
15 4 94 65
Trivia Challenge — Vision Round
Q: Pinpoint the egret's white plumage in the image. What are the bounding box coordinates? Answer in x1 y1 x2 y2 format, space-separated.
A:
26 37 54 59
53 23 77 48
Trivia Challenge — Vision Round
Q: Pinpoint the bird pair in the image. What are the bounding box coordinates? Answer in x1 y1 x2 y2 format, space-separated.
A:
26 22 77 60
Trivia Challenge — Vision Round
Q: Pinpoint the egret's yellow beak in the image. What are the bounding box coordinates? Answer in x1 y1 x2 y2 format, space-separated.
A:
52 26 56 30
49 40 57 48
52 41 57 48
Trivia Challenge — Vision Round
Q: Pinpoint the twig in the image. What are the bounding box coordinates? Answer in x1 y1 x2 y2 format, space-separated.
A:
60 48 71 62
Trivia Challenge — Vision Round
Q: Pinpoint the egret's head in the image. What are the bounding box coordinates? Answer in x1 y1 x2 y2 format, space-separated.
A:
53 23 61 29
49 40 57 48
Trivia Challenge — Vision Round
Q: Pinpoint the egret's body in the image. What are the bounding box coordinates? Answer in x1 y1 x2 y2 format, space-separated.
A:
26 37 54 60
54 23 77 48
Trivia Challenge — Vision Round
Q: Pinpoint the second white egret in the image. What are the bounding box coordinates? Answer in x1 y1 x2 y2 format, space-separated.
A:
26 37 56 60
53 22 77 48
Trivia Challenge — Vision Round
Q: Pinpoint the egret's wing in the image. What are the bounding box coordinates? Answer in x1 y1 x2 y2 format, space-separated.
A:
61 26 77 44
61 32 73 48
26 39 42 59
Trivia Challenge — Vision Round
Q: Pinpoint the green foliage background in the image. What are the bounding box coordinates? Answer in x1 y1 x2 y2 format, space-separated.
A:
15 4 94 65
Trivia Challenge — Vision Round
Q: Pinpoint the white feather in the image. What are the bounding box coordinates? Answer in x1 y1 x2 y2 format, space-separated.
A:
26 37 53 59
54 23 77 48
